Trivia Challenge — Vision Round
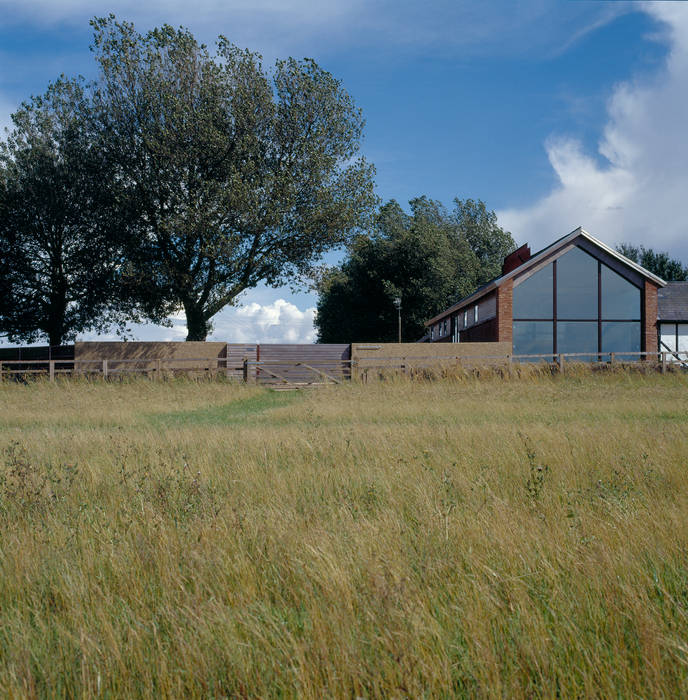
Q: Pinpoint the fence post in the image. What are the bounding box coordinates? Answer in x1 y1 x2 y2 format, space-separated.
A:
49 360 55 382
661 352 667 374
609 352 615 366
103 359 108 379
0 361 3 382
156 359 162 379
558 353 565 373
243 358 248 383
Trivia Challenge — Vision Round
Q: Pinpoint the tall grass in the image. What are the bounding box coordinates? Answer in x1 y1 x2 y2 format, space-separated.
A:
0 372 687 697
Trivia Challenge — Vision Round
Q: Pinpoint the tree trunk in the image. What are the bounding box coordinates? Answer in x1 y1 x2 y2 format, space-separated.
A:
183 301 210 341
46 288 68 347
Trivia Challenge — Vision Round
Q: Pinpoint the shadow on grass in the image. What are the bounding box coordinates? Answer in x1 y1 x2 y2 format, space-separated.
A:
147 390 304 428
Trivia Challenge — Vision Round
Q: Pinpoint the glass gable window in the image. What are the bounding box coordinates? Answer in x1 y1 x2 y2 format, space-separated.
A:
512 244 643 359
513 322 553 357
512 264 553 319
557 322 598 359
601 266 640 319
602 322 641 356
556 247 598 319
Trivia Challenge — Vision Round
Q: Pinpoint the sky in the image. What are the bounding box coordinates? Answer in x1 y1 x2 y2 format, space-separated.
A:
1 0 687 344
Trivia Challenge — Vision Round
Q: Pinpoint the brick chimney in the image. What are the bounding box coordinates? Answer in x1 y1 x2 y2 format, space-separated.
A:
502 244 531 276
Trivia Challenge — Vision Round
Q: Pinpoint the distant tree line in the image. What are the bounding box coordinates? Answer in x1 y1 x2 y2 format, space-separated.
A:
616 244 688 282
314 198 514 343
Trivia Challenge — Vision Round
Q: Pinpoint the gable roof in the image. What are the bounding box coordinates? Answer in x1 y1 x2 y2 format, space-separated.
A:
658 282 688 321
426 227 667 326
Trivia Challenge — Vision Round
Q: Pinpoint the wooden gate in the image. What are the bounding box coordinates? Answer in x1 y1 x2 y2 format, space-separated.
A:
254 344 351 386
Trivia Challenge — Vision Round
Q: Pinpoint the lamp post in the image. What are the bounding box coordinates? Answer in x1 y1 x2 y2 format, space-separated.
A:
393 296 402 343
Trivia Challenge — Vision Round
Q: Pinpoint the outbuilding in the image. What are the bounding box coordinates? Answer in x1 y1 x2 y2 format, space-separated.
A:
425 227 667 359
658 282 688 360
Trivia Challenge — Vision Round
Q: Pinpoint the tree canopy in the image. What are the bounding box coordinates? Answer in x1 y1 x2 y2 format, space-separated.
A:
90 16 377 340
616 243 687 281
0 79 144 346
314 198 515 343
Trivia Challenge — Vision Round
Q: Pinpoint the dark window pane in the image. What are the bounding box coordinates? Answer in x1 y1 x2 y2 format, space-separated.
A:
513 321 553 359
602 322 641 360
556 246 598 319
557 321 598 360
601 266 640 319
513 264 553 319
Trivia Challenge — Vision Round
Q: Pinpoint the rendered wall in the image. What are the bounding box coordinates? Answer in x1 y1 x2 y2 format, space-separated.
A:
352 342 511 369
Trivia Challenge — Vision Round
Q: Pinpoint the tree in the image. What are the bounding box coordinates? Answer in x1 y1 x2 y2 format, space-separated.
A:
616 243 687 281
0 79 144 346
314 197 515 343
90 16 376 340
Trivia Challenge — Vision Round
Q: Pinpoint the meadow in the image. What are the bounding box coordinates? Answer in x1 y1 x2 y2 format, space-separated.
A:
1 370 687 698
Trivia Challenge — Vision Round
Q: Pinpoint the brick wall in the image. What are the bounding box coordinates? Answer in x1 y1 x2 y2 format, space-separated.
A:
643 281 659 356
496 280 513 347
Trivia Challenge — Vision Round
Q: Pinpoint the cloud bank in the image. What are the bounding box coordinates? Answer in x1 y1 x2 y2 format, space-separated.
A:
209 299 317 344
498 4 688 260
72 298 317 344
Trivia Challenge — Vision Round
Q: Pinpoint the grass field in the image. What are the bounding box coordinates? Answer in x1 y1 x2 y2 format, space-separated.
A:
1 371 688 698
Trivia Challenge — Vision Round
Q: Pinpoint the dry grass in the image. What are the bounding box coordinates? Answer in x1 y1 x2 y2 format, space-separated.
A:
0 370 687 698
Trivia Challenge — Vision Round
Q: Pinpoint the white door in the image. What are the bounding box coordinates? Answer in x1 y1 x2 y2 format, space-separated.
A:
678 324 688 359
660 323 677 353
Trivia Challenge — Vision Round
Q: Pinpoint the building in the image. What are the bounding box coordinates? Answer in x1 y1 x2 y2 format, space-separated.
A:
658 282 688 358
425 227 673 359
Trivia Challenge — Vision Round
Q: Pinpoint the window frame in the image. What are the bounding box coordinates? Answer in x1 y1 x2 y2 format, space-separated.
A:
512 246 643 357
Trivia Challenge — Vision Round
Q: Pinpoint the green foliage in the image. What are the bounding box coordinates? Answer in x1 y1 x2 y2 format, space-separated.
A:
90 16 377 340
0 79 146 346
314 197 514 342
616 243 687 281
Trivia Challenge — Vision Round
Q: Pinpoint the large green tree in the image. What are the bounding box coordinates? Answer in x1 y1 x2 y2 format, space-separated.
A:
91 16 376 340
616 243 687 281
314 198 514 343
0 79 144 346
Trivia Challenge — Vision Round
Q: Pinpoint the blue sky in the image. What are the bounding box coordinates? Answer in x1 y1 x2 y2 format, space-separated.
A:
1 1 687 343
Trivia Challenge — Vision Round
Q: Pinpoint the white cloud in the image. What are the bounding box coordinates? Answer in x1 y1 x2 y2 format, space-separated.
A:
210 299 317 344
74 297 317 344
498 3 688 261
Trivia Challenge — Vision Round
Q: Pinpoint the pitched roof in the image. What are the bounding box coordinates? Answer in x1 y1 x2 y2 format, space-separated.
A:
426 227 667 326
658 282 688 321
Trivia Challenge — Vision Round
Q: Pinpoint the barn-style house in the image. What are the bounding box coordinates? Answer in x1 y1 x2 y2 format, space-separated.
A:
425 227 688 359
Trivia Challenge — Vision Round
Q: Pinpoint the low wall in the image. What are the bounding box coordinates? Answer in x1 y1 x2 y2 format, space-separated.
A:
74 341 228 372
351 342 512 372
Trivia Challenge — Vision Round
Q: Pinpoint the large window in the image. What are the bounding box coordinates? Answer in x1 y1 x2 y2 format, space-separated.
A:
557 246 598 319
601 265 640 319
512 245 642 358
513 322 553 356
512 264 553 319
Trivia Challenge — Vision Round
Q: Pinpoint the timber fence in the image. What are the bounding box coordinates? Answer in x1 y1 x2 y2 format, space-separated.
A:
0 350 686 384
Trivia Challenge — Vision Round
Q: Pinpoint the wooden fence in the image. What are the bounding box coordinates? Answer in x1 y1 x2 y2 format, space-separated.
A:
0 350 686 384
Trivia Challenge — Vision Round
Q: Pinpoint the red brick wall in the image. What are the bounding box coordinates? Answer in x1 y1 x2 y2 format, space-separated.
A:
459 317 498 343
643 281 658 356
496 281 513 347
